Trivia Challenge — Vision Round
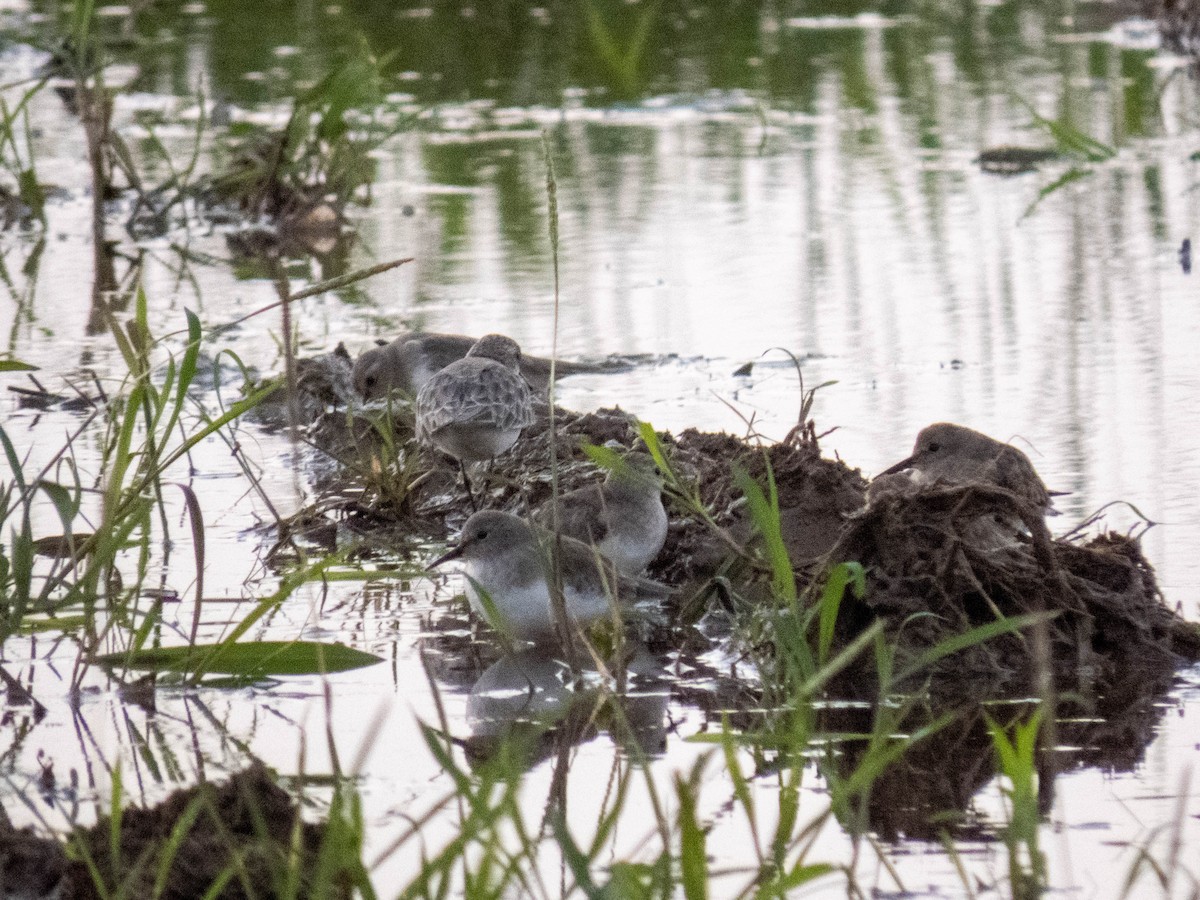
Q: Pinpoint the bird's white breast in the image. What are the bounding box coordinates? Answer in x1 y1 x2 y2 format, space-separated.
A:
601 496 668 573
464 563 613 642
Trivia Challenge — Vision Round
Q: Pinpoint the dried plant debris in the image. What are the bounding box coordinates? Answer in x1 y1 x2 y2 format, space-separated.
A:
0 764 350 900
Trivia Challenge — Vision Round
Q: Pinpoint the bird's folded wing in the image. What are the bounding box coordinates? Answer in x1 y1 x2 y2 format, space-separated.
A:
538 488 610 546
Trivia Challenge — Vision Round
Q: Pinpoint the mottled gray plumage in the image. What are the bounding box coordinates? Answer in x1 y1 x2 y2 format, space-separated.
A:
414 334 535 464
879 422 1054 512
430 510 669 644
533 452 667 574
354 331 613 401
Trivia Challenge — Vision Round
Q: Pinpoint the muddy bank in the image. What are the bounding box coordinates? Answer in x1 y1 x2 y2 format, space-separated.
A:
0 764 351 899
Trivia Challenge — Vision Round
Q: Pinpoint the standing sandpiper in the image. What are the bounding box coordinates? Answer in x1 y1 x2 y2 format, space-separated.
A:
415 334 535 502
429 510 669 645
878 422 1056 513
532 451 668 574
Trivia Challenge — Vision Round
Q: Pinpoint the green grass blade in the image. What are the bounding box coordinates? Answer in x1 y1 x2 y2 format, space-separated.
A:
0 424 28 492
108 763 124 886
149 379 280 482
817 562 864 665
796 619 885 698
151 792 207 898
676 770 708 900
896 612 1056 682
1022 167 1093 219
38 479 82 526
99 640 382 677
733 464 794 603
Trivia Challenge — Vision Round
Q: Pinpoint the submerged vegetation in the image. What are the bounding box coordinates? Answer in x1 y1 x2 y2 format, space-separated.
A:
2 1 1200 899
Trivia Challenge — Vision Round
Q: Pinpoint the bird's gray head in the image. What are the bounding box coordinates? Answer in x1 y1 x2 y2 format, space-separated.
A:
466 334 523 370
911 422 982 458
880 422 1002 476
352 346 389 400
429 510 532 567
609 450 664 490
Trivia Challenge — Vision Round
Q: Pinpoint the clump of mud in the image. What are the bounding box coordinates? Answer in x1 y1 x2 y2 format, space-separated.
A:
0 764 349 900
829 481 1200 690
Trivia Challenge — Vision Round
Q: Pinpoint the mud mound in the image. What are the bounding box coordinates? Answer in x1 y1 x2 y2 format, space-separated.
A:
825 481 1200 690
308 403 866 585
0 764 347 900
649 427 868 585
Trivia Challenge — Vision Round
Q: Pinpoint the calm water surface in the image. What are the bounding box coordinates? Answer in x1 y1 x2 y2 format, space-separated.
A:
2 2 1199 896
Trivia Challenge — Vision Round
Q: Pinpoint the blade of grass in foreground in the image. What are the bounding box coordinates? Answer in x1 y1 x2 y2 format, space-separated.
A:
676 762 708 900
734 463 794 604
97 640 382 677
987 707 1046 900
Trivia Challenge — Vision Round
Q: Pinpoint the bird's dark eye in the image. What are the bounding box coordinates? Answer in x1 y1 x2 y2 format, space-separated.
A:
927 442 941 452
476 530 489 540
365 375 377 388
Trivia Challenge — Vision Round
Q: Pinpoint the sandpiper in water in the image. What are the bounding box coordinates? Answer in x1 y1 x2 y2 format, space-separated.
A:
429 510 670 644
532 451 668 575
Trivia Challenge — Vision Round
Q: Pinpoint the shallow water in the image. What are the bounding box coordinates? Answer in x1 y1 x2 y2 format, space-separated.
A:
2 1 1200 896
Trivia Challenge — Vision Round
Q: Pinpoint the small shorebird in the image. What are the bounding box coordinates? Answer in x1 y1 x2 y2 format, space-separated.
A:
429 510 669 644
414 334 535 503
877 422 1056 513
532 451 667 574
354 332 615 401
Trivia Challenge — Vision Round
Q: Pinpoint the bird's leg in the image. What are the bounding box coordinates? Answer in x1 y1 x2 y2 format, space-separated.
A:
460 460 480 512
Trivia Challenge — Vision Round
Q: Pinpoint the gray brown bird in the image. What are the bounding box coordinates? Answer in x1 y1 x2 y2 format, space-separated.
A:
878 422 1056 513
430 510 670 644
354 332 618 401
414 334 535 502
532 452 667 574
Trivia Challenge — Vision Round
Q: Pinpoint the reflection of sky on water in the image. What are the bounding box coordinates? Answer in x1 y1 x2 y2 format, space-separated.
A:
2 4 1200 895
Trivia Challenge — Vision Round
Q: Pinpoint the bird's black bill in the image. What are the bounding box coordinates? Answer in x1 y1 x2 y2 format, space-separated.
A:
429 544 465 568
878 454 917 477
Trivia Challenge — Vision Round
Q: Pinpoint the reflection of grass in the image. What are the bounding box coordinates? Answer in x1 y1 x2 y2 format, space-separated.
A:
0 78 49 227
1 302 260 661
39 0 405 239
2 239 1186 900
0 271 410 689
4 6 1196 896
1018 99 1118 218
584 0 661 99
201 36 408 229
